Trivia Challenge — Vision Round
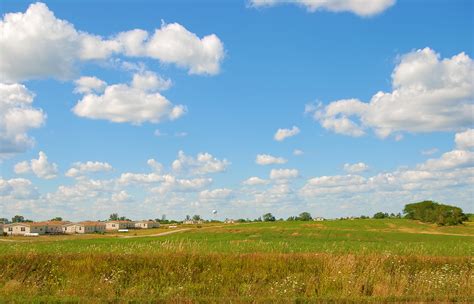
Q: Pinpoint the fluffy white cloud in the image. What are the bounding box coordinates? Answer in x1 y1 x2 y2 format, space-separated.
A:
455 129 474 150
417 150 474 171
111 190 132 203
199 188 233 200
73 77 107 94
172 151 230 175
0 2 80 82
309 48 474 138
270 168 299 180
151 175 212 194
65 161 113 178
249 0 395 17
147 159 164 173
118 172 164 185
300 133 474 200
256 154 287 165
142 22 224 75
293 149 304 156
0 83 45 155
242 176 269 186
14 151 58 179
73 72 186 124
0 177 38 199
132 71 172 91
343 162 369 173
0 3 225 82
274 126 300 141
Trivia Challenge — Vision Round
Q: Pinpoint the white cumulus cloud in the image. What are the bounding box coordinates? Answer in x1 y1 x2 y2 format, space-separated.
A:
242 176 269 186
308 48 474 138
14 151 58 179
269 168 299 180
0 3 225 82
274 126 300 141
172 150 230 175
66 161 113 178
455 129 474 150
256 154 287 165
199 188 233 200
72 72 186 124
343 162 369 173
249 0 395 17
0 83 45 155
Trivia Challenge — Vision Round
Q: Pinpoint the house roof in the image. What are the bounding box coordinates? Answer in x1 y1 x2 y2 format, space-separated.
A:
136 220 157 224
78 221 106 227
106 220 134 223
6 221 71 227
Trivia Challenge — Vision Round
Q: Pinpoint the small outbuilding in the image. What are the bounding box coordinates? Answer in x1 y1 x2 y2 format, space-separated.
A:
105 220 135 231
134 221 160 229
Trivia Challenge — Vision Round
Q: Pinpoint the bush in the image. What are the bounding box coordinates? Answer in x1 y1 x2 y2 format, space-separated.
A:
403 201 468 226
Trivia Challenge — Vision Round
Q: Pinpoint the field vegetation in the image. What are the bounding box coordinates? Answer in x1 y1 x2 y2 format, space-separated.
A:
0 218 473 302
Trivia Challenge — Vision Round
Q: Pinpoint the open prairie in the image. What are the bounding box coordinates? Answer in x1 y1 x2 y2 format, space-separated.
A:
1 219 473 303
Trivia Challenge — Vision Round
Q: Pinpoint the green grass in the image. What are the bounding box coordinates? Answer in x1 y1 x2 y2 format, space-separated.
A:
1 219 472 256
1 219 473 302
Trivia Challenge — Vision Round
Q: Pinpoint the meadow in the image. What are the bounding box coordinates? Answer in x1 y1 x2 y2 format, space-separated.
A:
0 219 473 302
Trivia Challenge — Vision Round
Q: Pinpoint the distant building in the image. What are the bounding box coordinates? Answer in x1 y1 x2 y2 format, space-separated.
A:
135 221 160 229
63 222 106 234
224 219 235 224
4 222 47 236
314 217 325 221
105 221 134 231
183 220 203 225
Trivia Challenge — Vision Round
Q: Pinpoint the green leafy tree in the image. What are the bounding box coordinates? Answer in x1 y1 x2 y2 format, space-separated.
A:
0 218 9 224
192 215 202 221
109 213 119 221
11 215 25 223
262 213 275 222
50 217 63 221
403 200 468 226
298 212 312 221
373 212 388 219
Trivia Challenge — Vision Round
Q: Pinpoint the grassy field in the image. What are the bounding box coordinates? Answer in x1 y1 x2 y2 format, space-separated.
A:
1 219 473 302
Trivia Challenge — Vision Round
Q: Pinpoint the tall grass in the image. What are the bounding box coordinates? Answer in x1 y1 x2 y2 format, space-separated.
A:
0 252 472 302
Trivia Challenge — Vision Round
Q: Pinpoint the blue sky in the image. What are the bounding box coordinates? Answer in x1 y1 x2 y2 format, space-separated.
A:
0 0 473 221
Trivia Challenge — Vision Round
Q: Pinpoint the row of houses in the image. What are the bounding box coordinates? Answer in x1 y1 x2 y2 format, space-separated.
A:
1 220 160 236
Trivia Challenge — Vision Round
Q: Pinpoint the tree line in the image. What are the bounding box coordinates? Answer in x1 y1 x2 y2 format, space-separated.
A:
1 200 469 226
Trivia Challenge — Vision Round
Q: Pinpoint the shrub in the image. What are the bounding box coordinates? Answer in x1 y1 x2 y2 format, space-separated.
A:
403 201 468 225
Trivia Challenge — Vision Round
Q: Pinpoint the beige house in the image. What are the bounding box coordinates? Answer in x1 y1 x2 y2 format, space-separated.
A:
105 220 134 230
134 221 160 229
4 223 47 236
63 222 106 234
45 221 71 234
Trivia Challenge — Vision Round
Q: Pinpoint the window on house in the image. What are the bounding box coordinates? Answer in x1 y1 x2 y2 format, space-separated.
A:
8 227 12 231
21 227 25 231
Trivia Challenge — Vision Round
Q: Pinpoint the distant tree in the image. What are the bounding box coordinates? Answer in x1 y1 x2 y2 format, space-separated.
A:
11 215 25 223
50 217 63 221
373 212 388 219
262 213 276 222
287 216 297 221
161 214 166 221
298 212 312 221
192 215 202 221
0 218 9 224
403 200 468 226
109 213 119 221
185 215 191 221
